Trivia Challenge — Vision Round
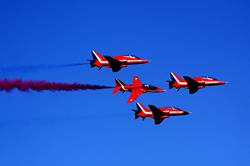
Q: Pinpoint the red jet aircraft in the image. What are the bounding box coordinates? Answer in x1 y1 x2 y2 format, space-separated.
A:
89 50 149 72
167 72 225 94
132 102 190 125
113 76 165 103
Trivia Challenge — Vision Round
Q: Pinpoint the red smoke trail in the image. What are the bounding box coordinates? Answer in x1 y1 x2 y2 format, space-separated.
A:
0 79 113 92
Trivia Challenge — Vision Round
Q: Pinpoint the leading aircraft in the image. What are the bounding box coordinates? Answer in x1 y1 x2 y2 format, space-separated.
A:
89 50 149 72
132 102 190 125
113 76 165 103
167 72 226 94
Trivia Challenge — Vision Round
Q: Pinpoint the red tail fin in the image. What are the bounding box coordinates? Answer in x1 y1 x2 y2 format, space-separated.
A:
91 50 107 63
112 79 125 94
168 72 186 89
136 102 151 115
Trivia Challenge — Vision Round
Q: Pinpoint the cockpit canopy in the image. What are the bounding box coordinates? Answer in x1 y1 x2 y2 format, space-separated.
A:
173 107 182 110
143 84 158 90
201 76 217 80
164 106 182 110
125 55 140 59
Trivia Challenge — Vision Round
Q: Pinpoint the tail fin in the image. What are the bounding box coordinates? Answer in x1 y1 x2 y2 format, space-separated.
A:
112 79 126 94
91 50 107 63
136 102 151 115
168 72 185 89
89 50 99 68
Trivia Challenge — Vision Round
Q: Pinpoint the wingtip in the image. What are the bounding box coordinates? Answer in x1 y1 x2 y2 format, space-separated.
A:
128 98 135 104
133 75 139 79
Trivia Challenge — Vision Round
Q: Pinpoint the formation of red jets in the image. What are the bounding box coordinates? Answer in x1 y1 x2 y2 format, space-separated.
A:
89 50 226 125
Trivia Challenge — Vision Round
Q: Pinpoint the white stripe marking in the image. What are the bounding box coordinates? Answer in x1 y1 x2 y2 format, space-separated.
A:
137 103 151 115
92 50 108 63
171 72 186 85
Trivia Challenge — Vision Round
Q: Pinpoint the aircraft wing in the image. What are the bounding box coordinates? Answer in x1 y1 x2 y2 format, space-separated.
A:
132 76 142 86
183 76 200 94
148 105 166 125
104 56 122 72
128 89 142 103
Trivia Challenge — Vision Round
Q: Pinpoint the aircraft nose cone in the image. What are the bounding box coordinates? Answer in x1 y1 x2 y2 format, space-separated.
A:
182 111 190 115
157 88 166 92
220 81 226 85
216 81 226 85
141 59 149 63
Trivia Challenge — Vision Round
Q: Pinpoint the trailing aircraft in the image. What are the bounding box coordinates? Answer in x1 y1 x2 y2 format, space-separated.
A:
89 50 149 72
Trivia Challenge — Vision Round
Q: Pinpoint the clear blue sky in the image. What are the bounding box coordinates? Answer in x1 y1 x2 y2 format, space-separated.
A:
0 0 249 165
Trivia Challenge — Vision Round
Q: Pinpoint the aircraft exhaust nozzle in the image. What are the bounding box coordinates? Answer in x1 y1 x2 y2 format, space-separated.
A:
157 88 166 92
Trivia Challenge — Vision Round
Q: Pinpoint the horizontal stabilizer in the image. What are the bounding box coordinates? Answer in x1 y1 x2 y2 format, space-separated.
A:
166 80 173 89
132 109 140 119
112 86 121 94
88 60 95 68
